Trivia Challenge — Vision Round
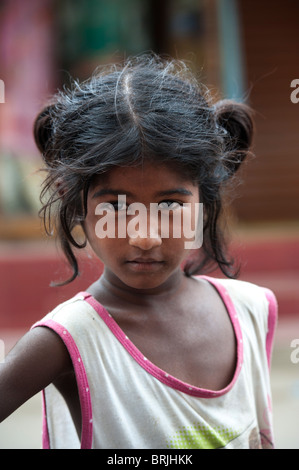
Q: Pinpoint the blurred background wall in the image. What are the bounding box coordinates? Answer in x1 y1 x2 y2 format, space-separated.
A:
0 0 299 450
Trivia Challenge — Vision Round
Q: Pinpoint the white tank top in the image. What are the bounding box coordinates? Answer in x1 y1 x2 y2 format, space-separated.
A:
32 276 277 449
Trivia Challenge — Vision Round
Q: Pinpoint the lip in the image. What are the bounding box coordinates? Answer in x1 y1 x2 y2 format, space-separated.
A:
127 257 163 263
126 258 164 272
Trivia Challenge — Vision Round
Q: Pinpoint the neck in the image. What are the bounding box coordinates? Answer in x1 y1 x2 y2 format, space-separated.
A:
95 267 187 307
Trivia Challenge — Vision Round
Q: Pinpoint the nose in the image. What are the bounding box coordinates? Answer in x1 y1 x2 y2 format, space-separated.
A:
127 211 162 250
128 233 162 250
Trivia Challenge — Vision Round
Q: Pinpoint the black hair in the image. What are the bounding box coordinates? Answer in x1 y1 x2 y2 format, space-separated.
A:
33 54 254 285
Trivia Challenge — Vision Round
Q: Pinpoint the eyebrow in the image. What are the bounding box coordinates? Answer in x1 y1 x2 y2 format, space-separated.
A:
92 187 193 199
92 189 135 199
156 188 194 197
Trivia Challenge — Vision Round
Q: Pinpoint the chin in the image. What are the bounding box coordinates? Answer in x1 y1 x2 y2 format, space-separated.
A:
124 268 181 291
126 276 166 291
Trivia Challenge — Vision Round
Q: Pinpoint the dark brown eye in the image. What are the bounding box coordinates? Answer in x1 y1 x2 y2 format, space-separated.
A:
158 201 181 210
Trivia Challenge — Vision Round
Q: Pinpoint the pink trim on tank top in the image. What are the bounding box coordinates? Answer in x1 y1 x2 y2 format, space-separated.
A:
32 319 93 449
262 287 278 369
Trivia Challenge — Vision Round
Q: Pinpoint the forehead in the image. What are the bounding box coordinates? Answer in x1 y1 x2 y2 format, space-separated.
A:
91 161 196 191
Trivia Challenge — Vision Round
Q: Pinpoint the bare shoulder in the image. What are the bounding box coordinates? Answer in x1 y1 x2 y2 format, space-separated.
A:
0 326 72 422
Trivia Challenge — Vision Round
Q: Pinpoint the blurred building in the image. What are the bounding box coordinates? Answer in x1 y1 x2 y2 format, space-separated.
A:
1 0 299 226
0 0 298 329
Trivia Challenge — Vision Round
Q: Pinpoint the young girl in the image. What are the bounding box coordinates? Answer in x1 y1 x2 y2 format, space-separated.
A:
0 55 277 449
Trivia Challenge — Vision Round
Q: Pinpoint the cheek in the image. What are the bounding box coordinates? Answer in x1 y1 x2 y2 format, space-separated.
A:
84 211 124 261
85 203 115 239
83 214 96 244
162 232 190 263
167 205 199 242
87 236 122 271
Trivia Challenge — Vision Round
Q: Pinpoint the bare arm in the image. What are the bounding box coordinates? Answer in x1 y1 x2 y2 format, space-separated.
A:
0 326 72 423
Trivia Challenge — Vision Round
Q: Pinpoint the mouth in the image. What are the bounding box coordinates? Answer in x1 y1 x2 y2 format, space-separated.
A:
126 258 165 272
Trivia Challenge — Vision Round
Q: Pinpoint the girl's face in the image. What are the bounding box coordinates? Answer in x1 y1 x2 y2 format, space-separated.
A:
84 161 200 292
